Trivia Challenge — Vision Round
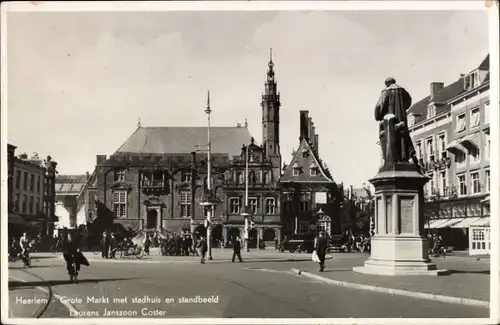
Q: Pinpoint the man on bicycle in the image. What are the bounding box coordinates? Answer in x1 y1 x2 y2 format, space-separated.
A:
61 233 81 279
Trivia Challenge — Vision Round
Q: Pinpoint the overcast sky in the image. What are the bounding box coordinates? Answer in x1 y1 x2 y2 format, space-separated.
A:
6 9 489 187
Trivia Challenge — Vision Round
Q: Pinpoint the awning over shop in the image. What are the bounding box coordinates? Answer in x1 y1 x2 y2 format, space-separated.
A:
445 140 467 154
451 217 483 228
460 133 481 151
438 218 465 228
425 218 455 229
8 213 29 226
471 217 490 227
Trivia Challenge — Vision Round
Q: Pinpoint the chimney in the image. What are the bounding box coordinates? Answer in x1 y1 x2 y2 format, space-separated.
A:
430 82 444 101
190 151 196 167
307 118 313 145
314 134 319 155
299 110 309 142
86 171 90 180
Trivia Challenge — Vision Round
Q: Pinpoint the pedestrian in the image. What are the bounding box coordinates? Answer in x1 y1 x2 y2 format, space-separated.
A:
315 231 328 272
197 235 208 264
110 233 118 258
143 233 151 256
101 231 110 258
232 236 243 263
192 235 199 256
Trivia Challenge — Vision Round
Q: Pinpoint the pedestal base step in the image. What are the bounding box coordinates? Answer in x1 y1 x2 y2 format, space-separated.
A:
353 265 450 276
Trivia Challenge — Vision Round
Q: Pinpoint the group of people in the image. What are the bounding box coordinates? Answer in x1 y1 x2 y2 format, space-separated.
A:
343 232 371 253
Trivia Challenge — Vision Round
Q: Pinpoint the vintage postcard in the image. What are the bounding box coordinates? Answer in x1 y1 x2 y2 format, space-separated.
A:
1 1 499 324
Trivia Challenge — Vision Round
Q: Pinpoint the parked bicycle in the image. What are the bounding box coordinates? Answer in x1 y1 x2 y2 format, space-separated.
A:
112 242 145 259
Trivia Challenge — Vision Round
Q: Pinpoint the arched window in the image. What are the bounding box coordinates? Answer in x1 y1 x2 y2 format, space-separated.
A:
262 172 268 185
238 172 245 185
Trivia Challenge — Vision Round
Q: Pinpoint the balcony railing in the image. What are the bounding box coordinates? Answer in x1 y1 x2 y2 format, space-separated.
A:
142 180 165 188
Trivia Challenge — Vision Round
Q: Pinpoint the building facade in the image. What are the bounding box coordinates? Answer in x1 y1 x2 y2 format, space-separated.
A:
279 111 343 239
407 55 490 251
91 53 282 245
8 149 58 237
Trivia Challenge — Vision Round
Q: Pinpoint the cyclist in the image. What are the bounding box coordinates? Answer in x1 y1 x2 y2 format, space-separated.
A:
19 233 31 267
61 233 81 281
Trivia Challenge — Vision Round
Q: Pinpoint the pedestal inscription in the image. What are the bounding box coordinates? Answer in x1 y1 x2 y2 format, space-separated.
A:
400 197 414 234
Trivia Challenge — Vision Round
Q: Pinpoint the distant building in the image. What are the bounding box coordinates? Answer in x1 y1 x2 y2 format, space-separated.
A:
279 111 343 238
8 148 58 237
407 55 491 252
55 173 93 230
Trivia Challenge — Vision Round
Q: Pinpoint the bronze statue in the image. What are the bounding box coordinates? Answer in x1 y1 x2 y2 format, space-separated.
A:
375 78 418 168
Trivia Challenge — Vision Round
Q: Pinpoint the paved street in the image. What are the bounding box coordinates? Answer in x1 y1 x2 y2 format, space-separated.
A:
7 253 488 319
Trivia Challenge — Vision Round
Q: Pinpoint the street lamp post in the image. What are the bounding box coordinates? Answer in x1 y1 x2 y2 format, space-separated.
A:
204 91 214 261
241 144 250 252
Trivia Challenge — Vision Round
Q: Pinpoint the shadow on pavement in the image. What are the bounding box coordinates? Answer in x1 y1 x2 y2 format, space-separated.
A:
9 277 139 289
449 270 490 275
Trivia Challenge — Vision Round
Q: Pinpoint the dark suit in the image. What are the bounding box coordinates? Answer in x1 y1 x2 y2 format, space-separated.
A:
315 236 328 271
61 239 80 275
232 239 243 262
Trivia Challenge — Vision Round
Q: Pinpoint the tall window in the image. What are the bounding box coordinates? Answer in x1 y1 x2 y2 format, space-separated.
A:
485 170 490 192
484 102 490 124
470 108 480 128
249 171 257 185
23 172 28 190
37 176 41 193
262 172 268 185
113 191 127 217
471 172 480 194
416 141 423 164
438 133 447 159
300 201 309 211
456 114 466 133
114 169 126 182
455 151 466 169
299 221 310 234
16 170 20 189
265 198 276 214
22 195 27 213
180 191 192 218
181 171 192 183
469 147 480 164
484 131 490 161
238 172 245 185
440 171 447 196
458 175 467 196
248 198 258 214
426 137 435 161
14 194 19 212
30 174 35 191
36 197 40 213
29 196 34 214
230 197 240 214
204 206 211 218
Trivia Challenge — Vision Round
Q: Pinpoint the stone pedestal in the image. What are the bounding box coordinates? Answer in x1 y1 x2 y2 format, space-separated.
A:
353 163 450 276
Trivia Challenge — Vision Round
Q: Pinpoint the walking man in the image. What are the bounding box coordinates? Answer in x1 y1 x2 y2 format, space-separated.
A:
197 235 208 264
315 231 328 272
232 236 243 263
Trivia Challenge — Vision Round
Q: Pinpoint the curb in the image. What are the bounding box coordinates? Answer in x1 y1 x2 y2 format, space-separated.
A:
289 268 489 308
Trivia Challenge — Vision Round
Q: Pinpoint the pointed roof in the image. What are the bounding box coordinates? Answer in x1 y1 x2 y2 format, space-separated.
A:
279 139 333 183
114 126 253 158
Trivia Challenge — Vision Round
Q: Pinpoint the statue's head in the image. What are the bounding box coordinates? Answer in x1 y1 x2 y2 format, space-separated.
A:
385 77 396 87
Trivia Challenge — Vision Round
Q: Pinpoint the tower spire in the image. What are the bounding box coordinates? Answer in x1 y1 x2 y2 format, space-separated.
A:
137 117 141 128
244 118 248 129
205 90 211 114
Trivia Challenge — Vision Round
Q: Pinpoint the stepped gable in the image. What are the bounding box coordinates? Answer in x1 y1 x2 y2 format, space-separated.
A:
114 126 253 158
280 139 333 183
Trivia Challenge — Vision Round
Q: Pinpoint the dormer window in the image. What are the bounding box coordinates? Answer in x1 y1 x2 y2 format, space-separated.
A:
464 70 480 91
310 162 319 176
292 163 301 176
302 150 309 159
427 106 436 119
408 114 415 127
